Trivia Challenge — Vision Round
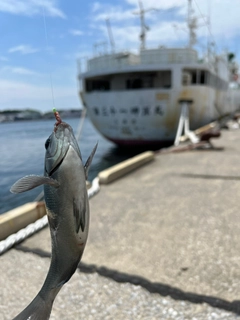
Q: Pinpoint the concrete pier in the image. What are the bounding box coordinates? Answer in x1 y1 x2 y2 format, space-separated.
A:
1 128 240 319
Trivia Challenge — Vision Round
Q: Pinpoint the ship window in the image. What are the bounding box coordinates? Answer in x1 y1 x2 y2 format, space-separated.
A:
86 79 110 92
155 70 171 88
126 78 142 89
183 69 228 90
182 72 191 85
191 71 197 84
126 75 153 89
133 79 142 88
125 72 158 90
183 69 207 85
200 71 206 84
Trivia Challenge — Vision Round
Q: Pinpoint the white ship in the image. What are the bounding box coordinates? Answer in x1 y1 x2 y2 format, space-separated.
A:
78 1 236 147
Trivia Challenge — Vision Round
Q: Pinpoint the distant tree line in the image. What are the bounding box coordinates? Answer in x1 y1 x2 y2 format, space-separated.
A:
0 108 83 122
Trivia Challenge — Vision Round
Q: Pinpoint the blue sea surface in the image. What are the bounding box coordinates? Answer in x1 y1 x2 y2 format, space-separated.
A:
0 118 134 214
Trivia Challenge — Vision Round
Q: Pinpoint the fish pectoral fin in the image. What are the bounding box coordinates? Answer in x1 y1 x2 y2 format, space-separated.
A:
73 198 86 233
84 142 98 179
10 175 60 193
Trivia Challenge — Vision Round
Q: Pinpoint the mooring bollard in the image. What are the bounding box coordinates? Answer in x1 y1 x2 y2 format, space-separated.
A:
174 99 199 146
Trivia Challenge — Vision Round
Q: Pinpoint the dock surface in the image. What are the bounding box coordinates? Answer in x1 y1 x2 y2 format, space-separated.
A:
1 128 240 319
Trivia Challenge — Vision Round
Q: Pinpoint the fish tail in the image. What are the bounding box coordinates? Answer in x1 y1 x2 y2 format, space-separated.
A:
12 293 53 320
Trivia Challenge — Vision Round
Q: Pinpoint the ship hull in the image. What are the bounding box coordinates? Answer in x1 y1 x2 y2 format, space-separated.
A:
81 87 232 148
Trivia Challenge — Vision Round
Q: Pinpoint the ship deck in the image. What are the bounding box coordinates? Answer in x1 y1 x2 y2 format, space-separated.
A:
1 126 240 319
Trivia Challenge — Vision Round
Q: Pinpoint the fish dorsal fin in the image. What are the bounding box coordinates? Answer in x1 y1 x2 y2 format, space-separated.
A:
10 175 59 194
84 142 98 179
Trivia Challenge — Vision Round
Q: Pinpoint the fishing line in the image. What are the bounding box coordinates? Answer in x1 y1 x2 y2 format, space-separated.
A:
33 8 57 203
41 8 86 142
42 7 56 110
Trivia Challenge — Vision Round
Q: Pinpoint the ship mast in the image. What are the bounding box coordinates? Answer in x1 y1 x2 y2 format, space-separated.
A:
133 0 157 50
105 18 115 54
187 0 197 49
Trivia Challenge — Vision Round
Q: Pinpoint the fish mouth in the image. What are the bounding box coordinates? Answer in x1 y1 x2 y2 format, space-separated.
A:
45 122 81 176
56 122 82 159
46 124 71 176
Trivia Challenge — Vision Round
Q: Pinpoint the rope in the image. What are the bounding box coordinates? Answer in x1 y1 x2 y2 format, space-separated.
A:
75 108 87 142
88 177 100 198
0 177 100 256
0 216 48 256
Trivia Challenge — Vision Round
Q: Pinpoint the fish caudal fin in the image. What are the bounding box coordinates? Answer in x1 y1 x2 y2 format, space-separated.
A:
13 293 53 320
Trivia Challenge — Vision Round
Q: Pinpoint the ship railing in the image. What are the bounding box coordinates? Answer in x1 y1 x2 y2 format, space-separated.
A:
77 51 141 74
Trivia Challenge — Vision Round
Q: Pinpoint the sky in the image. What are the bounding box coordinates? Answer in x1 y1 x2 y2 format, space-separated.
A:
0 0 240 113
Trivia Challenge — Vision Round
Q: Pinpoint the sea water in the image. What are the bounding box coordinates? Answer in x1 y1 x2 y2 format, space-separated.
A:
0 118 135 215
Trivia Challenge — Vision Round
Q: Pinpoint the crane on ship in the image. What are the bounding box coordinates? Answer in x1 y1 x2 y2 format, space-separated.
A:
132 0 158 50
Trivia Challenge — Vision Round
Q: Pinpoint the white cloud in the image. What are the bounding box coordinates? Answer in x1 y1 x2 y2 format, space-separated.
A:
8 45 39 55
1 66 39 75
89 0 240 56
69 29 84 36
104 25 139 49
101 21 187 51
94 7 134 22
147 21 187 46
92 2 101 12
95 9 133 22
0 79 79 110
12 67 36 75
125 0 186 10
91 0 185 23
0 0 66 18
0 79 75 99
204 0 240 39
87 0 186 53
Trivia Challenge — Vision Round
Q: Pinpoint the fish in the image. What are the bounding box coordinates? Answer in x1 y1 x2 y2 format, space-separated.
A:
10 112 97 320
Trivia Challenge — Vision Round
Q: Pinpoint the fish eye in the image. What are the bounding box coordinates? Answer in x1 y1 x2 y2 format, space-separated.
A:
45 138 51 150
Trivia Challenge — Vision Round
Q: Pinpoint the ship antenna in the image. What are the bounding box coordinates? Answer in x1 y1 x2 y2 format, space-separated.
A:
192 0 215 58
187 0 197 48
132 0 158 50
105 18 115 54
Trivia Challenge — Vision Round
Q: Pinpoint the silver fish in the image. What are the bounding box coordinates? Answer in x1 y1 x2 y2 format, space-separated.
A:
10 120 97 320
